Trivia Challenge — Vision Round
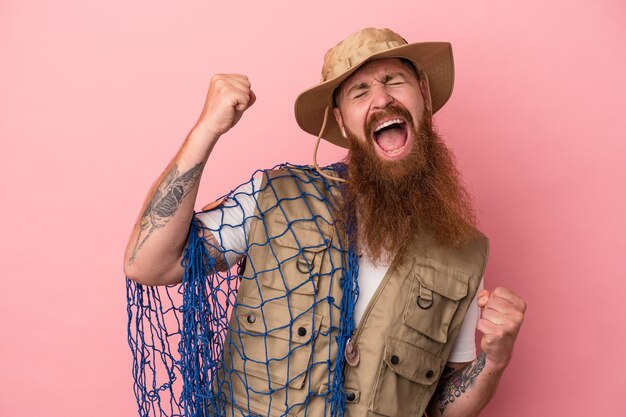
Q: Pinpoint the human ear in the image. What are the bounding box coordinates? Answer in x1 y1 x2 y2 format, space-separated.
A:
418 77 432 113
333 107 347 138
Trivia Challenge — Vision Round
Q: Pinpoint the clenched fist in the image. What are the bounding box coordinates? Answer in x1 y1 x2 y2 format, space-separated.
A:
476 287 526 369
195 74 256 140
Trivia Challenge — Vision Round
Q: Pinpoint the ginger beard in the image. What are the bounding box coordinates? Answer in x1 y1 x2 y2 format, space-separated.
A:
344 104 476 264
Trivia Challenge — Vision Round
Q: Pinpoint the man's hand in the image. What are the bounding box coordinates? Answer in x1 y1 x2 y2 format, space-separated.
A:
194 74 256 140
476 287 526 369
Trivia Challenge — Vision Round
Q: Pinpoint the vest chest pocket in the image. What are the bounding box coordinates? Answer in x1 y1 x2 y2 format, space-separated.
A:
370 336 443 417
402 263 469 343
262 218 333 295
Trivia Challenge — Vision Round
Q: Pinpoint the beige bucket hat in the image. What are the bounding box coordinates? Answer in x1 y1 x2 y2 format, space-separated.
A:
294 28 455 149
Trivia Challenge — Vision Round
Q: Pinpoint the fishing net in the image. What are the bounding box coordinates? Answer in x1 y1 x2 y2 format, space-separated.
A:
127 163 359 417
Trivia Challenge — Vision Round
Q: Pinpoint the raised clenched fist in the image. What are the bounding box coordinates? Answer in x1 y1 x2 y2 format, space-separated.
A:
476 286 526 369
194 74 256 139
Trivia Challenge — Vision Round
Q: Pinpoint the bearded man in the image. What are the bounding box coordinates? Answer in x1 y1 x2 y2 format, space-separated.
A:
125 28 526 417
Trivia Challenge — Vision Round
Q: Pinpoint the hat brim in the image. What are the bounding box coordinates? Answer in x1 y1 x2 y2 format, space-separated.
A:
294 42 454 148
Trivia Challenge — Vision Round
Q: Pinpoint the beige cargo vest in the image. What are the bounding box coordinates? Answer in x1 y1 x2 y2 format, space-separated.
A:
219 167 488 417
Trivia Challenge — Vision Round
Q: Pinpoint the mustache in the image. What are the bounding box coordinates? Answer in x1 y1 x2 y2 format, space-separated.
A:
364 104 415 139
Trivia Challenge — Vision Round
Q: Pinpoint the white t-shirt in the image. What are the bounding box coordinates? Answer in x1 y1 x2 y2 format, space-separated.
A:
198 177 480 363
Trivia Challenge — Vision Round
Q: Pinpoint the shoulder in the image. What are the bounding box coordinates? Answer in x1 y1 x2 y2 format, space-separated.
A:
252 163 344 225
409 226 488 266
258 163 346 198
262 162 346 182
404 227 489 296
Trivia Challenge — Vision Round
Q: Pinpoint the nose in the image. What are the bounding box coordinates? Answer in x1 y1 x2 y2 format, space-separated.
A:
370 85 394 109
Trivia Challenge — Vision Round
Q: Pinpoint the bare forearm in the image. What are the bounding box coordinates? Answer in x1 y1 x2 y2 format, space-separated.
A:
123 127 217 285
428 287 526 416
427 353 504 417
124 74 255 285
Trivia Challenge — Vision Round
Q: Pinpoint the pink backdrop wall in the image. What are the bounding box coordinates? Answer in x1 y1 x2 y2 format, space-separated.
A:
1 1 624 416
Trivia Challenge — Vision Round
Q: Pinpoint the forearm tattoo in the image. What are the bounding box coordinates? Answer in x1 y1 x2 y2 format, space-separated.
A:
129 163 204 264
435 352 486 415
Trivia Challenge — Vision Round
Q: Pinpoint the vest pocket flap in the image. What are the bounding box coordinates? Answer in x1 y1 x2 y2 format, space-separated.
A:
403 265 469 343
228 298 323 389
383 337 443 385
370 336 443 416
272 217 333 251
263 218 333 295
237 298 323 344
415 263 469 301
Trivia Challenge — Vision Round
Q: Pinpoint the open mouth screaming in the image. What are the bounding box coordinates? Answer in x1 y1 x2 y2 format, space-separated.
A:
371 117 411 160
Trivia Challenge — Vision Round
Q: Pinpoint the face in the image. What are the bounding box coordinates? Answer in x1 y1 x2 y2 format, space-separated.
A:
333 58 431 162
334 59 474 262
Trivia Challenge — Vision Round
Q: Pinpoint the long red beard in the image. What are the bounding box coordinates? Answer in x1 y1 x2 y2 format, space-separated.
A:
344 106 476 264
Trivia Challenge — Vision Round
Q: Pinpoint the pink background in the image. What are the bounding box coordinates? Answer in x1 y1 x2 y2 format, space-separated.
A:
1 1 625 416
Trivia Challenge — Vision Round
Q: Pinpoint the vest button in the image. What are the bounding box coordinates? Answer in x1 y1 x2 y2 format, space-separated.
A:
297 327 307 337
346 391 356 402
425 370 434 378
390 355 400 365
246 314 256 324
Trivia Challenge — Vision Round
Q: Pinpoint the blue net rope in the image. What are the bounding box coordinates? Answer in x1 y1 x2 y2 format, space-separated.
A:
127 163 359 417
